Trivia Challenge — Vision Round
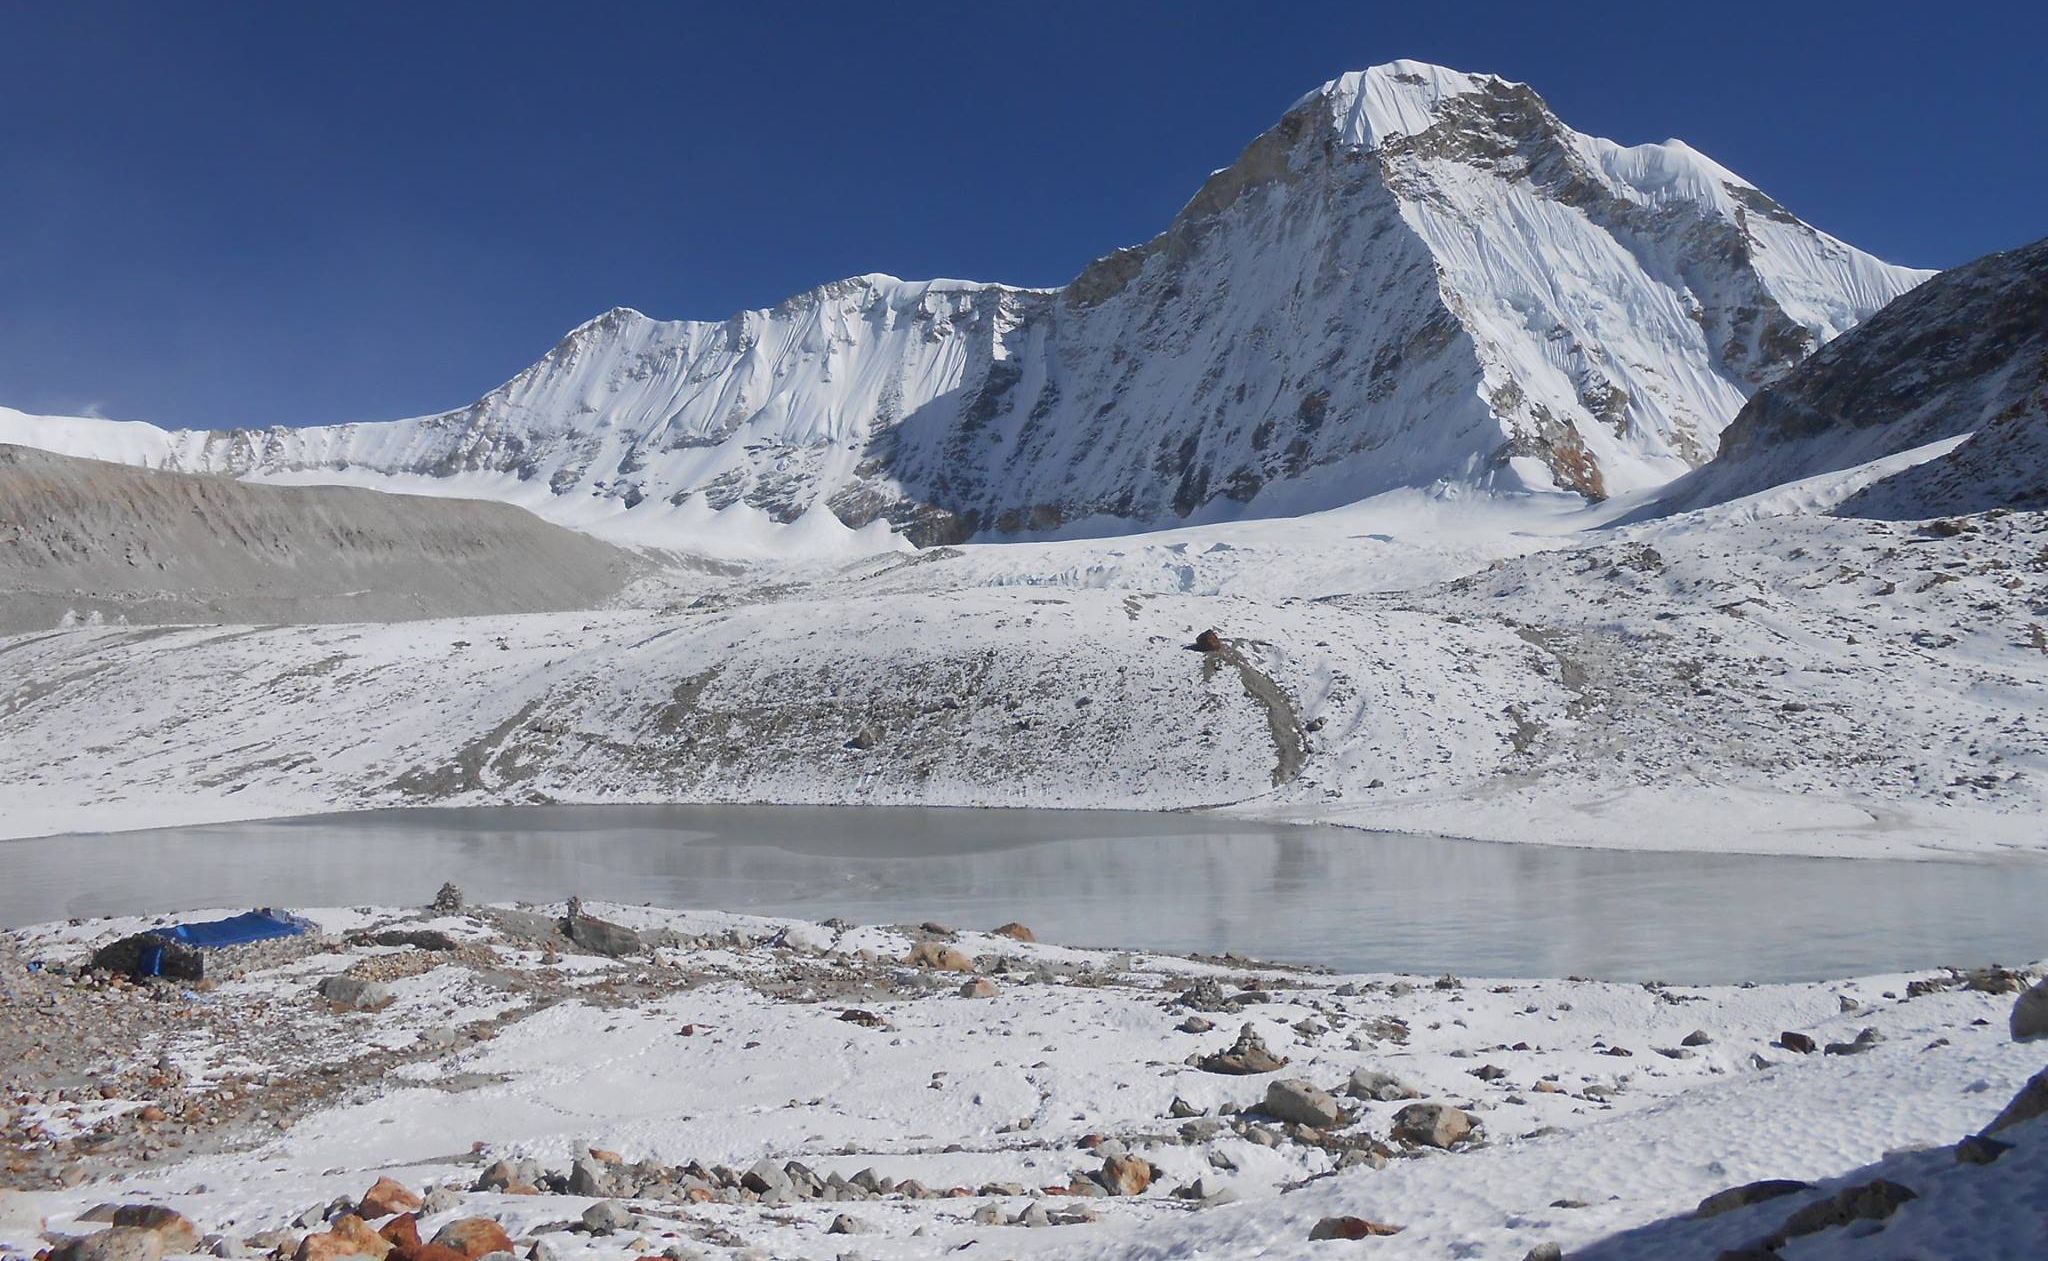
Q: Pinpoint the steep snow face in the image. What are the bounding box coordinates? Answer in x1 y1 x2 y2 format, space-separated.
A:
0 62 1926 546
1645 235 2048 518
1318 62 1927 498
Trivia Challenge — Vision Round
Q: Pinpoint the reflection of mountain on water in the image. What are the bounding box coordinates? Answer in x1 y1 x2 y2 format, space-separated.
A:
5 804 2041 984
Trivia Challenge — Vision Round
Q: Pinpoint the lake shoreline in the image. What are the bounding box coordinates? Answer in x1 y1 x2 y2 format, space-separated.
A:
3 807 2047 983
3 898 2043 1260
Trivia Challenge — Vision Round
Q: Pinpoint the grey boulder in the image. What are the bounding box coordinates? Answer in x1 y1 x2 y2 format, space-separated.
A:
1263 1078 1344 1129
1391 1102 1473 1148
2011 978 2048 1041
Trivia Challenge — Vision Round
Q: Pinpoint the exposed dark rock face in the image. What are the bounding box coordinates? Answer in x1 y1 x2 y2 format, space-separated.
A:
1646 236 2048 518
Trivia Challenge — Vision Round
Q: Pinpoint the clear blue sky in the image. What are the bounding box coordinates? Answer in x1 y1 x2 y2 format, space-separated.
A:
3 1 2042 428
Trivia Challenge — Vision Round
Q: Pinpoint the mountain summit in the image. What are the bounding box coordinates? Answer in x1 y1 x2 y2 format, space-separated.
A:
0 61 1927 546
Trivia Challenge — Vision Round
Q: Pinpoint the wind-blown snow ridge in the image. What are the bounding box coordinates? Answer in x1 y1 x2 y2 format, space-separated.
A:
1310 59 1498 146
0 61 1928 552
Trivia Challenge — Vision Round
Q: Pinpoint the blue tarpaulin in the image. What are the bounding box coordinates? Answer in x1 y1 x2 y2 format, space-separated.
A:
95 908 314 979
149 909 310 949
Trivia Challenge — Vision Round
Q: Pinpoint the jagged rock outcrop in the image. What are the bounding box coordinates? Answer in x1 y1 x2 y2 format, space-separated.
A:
1644 235 2048 518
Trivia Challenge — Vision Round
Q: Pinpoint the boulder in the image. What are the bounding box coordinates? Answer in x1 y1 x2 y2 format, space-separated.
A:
1955 1134 2013 1165
740 1159 792 1195
59 1229 166 1261
991 923 1036 942
349 929 459 952
1775 1031 1816 1054
1347 1067 1414 1101
317 976 394 1011
1307 1216 1401 1239
824 1215 873 1235
1264 1079 1344 1129
324 1216 390 1261
108 1207 201 1254
563 913 641 958
1693 1179 1813 1219
565 1157 613 1198
1099 1155 1153 1196
1194 629 1224 654
1982 1066 2048 1134
418 1189 462 1217
1773 1178 1917 1241
291 1233 370 1261
904 942 976 972
1964 966 2030 994
375 1217 420 1253
958 977 999 999
1197 1024 1288 1075
2012 978 2048 1041
358 1178 422 1219
1391 1103 1472 1148
428 1219 514 1260
578 1201 631 1235
90 935 203 983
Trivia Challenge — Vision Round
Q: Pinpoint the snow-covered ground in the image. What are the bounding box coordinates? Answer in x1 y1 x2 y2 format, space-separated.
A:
3 475 2041 858
3 901 2043 1261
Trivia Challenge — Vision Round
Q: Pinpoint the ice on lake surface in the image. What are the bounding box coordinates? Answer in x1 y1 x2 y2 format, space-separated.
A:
4 804 2041 983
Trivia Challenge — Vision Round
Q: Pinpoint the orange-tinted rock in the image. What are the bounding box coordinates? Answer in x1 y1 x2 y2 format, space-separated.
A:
1308 1216 1403 1239
1100 1155 1153 1196
376 1215 420 1254
428 1219 512 1261
358 1178 423 1220
327 1215 392 1261
294 1232 370 1261
904 941 976 972
991 923 1036 942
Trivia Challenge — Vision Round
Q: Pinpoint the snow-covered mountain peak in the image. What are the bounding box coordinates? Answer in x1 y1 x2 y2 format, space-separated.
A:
1306 59 1503 148
0 62 1931 551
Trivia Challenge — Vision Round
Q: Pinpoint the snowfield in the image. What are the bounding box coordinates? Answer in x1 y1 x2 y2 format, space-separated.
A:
3 481 2041 859
2 902 2043 1261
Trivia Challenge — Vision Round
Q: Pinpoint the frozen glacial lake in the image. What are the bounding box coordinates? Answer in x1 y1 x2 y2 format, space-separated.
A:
5 804 2042 983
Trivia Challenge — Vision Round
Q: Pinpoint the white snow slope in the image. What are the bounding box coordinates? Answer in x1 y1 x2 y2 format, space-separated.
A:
3 480 2042 857
0 61 1923 551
